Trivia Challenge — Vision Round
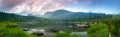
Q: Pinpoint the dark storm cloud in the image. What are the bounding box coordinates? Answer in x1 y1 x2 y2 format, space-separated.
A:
0 0 26 10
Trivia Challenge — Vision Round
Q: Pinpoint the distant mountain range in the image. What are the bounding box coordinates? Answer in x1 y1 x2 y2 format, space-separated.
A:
0 10 113 22
43 10 112 21
0 11 45 22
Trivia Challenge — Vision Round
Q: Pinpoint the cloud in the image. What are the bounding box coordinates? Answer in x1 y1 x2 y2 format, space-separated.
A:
0 0 2 6
10 0 77 15
0 0 26 10
0 0 81 15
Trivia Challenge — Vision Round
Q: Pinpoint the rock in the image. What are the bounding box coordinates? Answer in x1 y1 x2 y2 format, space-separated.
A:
49 29 59 33
32 31 44 36
22 28 30 31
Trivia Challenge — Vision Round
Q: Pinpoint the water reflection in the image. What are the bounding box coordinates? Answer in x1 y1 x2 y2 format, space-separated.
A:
20 22 88 37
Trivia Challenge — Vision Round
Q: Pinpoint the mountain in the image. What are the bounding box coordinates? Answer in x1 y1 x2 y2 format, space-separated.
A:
44 10 112 21
0 11 44 22
0 10 113 22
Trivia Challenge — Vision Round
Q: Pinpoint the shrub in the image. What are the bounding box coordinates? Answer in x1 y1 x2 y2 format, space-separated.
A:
55 31 80 37
0 22 36 37
87 23 109 37
55 31 70 37
70 33 80 37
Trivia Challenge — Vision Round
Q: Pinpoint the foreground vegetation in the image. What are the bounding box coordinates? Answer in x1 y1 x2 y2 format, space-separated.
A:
55 31 80 37
87 23 109 37
88 16 120 37
0 22 36 37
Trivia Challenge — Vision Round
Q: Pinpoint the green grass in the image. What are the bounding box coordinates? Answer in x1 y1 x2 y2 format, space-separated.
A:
0 22 36 37
55 31 80 37
87 23 109 37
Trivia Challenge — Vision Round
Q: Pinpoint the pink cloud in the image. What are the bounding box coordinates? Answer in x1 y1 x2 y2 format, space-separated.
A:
1 0 80 14
13 0 68 14
0 0 26 9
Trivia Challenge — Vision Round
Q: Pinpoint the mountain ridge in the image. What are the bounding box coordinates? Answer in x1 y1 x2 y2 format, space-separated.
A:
43 10 112 21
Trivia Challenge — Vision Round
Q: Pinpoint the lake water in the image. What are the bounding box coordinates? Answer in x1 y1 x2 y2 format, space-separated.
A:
20 22 88 37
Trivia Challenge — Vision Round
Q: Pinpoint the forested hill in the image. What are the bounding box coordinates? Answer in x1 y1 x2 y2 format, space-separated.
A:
44 10 113 21
0 10 114 22
0 11 45 22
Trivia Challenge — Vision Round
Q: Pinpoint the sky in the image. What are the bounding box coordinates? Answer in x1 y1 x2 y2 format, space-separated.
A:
0 0 120 15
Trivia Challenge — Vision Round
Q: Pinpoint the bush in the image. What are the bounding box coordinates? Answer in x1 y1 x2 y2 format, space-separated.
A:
0 28 35 37
55 31 70 37
87 23 109 37
70 33 80 37
101 16 120 37
55 31 80 37
109 16 120 37
0 22 36 37
0 22 18 28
